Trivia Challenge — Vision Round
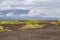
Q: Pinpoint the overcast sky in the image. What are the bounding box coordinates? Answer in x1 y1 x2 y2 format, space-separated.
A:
0 0 60 19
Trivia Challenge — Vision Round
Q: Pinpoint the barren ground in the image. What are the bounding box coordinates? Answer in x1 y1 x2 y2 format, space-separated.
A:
0 21 60 40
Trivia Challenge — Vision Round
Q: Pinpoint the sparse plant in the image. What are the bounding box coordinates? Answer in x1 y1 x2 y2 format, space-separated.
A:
21 24 33 30
27 20 39 24
49 22 56 25
0 26 4 32
4 29 12 32
21 24 46 30
56 20 60 25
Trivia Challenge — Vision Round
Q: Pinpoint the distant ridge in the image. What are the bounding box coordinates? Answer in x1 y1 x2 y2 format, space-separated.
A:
0 16 59 20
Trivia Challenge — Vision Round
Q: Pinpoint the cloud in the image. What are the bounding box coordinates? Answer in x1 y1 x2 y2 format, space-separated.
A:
0 13 2 17
0 0 60 19
0 12 4 17
20 10 38 17
0 6 13 11
6 12 14 16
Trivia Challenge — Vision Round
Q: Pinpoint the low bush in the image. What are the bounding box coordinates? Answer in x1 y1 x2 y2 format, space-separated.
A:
4 29 12 32
27 20 39 24
49 22 57 25
0 26 4 32
56 20 60 25
21 24 46 30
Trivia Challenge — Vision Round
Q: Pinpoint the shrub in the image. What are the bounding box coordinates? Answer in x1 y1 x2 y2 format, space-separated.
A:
27 20 39 24
56 20 60 25
49 22 56 25
21 24 33 30
21 24 45 30
4 29 12 32
33 24 45 29
39 20 46 23
0 26 4 32
19 22 26 25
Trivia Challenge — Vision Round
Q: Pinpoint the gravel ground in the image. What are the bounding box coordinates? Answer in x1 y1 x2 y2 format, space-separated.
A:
0 29 60 40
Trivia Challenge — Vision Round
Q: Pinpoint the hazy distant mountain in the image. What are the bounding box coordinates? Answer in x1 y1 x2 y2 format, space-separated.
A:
0 9 29 15
35 17 59 20
0 16 59 20
0 9 59 20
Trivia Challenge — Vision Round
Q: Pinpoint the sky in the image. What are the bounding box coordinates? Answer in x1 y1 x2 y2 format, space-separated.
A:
0 0 60 20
